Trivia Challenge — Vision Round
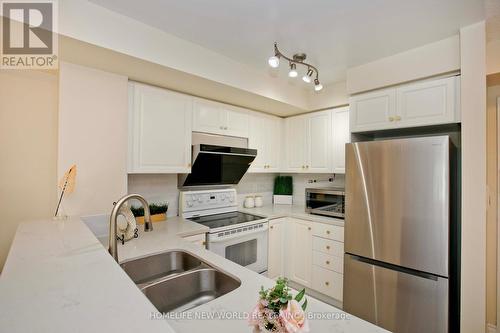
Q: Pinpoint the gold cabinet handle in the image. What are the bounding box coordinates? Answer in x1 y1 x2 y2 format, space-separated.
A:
389 116 395 122
202 241 206 246
326 261 330 265
395 116 402 121
326 230 331 235
308 227 312 231
326 245 330 250
270 226 274 230
325 281 330 286
188 163 192 167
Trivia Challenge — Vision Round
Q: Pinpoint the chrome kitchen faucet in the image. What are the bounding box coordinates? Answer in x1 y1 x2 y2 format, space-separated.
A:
108 194 152 262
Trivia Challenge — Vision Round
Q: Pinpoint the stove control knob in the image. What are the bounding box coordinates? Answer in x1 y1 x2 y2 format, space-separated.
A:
187 200 193 207
198 197 203 203
229 196 234 202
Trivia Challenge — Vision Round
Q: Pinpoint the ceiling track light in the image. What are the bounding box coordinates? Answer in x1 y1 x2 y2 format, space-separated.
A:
268 42 322 92
288 63 298 77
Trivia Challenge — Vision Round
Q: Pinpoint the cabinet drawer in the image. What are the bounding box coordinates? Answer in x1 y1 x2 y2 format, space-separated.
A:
182 234 206 248
312 265 343 301
313 251 343 274
312 237 343 257
312 223 344 242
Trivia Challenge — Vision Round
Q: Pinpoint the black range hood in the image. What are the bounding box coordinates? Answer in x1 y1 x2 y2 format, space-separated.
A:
180 144 257 187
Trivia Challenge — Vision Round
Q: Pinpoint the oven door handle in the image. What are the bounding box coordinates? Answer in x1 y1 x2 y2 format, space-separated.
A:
208 225 268 243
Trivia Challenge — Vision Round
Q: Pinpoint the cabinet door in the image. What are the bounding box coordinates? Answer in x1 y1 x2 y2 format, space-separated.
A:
192 99 225 135
331 107 350 174
287 218 312 287
266 117 282 172
268 218 286 279
307 111 332 173
285 116 308 172
396 76 457 128
248 113 282 173
248 114 267 172
129 83 192 173
224 106 249 138
350 88 396 133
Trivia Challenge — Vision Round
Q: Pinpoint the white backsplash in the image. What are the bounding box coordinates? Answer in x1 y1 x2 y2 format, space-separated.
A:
128 172 345 215
281 173 345 205
235 173 277 207
127 174 180 217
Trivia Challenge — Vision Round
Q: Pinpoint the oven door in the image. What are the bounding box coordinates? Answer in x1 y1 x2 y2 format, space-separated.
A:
207 223 268 273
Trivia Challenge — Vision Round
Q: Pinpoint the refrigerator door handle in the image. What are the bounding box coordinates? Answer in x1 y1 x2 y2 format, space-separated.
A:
347 254 441 281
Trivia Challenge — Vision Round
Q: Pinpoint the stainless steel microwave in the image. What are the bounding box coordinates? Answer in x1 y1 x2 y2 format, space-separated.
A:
305 187 345 219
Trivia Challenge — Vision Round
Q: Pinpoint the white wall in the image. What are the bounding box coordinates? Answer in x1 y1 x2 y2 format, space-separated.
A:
0 70 58 270
487 40 500 75
127 174 180 217
460 21 487 333
58 62 128 216
346 35 460 94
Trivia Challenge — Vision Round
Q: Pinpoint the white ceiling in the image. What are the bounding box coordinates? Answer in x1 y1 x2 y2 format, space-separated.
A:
88 0 484 85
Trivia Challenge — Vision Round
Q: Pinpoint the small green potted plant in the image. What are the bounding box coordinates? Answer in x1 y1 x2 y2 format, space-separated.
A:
273 176 293 205
130 202 168 224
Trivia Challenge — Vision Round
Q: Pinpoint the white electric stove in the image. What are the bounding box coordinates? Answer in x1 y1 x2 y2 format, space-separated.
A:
179 188 268 274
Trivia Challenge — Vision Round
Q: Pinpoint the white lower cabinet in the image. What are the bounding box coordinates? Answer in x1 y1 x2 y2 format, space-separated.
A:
311 265 343 301
286 218 313 287
268 217 344 302
267 218 286 279
182 233 207 249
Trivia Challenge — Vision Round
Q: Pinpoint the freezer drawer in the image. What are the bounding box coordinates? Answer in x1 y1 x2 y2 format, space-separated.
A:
345 136 449 277
343 254 448 333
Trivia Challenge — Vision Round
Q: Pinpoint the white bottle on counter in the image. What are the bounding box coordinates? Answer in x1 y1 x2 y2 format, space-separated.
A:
254 195 263 208
244 196 255 208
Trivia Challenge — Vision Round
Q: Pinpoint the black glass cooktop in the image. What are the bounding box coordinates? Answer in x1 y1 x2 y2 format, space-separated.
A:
187 211 265 230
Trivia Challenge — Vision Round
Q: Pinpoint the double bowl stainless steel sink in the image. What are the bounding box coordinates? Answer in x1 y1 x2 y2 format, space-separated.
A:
120 250 241 313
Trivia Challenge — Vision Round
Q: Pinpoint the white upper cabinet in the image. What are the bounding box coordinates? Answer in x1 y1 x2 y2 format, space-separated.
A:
193 99 249 138
350 88 396 132
285 111 332 173
285 115 309 172
128 82 192 173
225 106 250 138
192 99 225 134
331 106 350 174
350 76 460 133
307 111 333 173
248 112 282 173
396 76 458 128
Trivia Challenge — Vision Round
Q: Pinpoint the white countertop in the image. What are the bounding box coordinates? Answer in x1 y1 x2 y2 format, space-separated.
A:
240 204 345 227
0 215 386 333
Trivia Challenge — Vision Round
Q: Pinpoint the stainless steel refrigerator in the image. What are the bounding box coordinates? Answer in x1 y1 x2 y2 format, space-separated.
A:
344 136 451 333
